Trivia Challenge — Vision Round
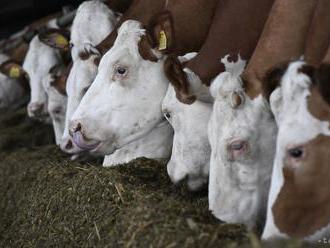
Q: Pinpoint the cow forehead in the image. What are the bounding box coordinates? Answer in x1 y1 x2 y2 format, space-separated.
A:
99 20 145 69
276 61 330 145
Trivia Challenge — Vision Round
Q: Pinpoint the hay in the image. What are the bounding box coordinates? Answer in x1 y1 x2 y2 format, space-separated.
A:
0 108 316 247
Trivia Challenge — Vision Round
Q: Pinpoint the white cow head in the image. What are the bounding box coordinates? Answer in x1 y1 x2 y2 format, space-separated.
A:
70 20 169 155
208 55 277 230
61 0 117 154
0 55 28 109
23 29 69 120
43 65 67 145
162 84 211 191
262 61 330 241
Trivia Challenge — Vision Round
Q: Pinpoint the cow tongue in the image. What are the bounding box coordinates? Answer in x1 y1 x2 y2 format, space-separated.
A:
72 131 100 151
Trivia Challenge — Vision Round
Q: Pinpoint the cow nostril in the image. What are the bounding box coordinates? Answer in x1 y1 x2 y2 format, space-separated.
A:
65 140 73 150
73 122 82 133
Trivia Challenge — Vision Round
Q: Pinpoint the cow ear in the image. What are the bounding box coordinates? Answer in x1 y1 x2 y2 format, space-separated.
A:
263 62 289 101
0 61 28 80
164 55 196 104
316 63 330 105
148 11 175 54
38 28 70 50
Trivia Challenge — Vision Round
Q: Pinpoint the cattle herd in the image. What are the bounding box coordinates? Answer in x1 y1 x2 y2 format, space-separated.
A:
1 0 330 243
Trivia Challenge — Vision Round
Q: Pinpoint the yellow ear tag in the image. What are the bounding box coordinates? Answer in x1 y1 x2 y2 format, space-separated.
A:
158 30 167 51
55 34 69 48
9 66 20 78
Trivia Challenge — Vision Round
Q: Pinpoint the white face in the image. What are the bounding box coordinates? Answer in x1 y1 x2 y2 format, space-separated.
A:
162 85 211 190
71 20 168 155
60 0 117 154
208 63 277 229
43 73 67 145
262 61 330 240
23 36 60 119
0 74 26 109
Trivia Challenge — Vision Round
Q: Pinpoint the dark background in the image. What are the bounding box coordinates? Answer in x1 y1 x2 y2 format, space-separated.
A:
0 0 85 39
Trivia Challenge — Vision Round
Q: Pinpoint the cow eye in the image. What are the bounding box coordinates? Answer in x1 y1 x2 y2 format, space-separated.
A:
115 66 127 77
69 42 74 49
229 140 247 151
117 67 127 75
287 147 304 159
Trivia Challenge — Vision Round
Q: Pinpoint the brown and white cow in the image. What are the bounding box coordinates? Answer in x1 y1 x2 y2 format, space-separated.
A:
207 0 317 231
261 57 330 242
162 0 274 191
69 0 219 166
262 0 330 241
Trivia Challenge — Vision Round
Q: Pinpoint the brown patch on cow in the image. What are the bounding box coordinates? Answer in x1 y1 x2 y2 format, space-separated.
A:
262 62 289 101
78 47 101 62
272 133 330 238
148 11 175 54
38 28 70 51
315 63 330 106
138 35 158 62
298 64 315 81
304 0 330 67
164 55 196 105
48 64 71 96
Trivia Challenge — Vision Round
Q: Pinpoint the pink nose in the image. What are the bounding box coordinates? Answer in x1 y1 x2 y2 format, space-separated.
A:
28 102 45 117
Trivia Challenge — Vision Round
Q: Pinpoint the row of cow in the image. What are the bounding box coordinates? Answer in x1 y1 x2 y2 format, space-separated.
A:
1 0 330 242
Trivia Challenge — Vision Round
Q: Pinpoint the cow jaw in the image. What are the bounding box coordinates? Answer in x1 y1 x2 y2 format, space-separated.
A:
70 20 169 155
262 61 330 241
162 85 211 191
208 71 276 230
103 121 173 166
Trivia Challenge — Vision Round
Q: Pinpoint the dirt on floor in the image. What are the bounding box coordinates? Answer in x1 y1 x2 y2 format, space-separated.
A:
0 108 316 247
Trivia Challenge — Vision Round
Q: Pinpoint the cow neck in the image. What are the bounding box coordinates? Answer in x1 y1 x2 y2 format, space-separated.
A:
242 0 317 99
103 120 171 166
185 0 273 86
304 0 330 67
96 0 167 55
323 46 330 64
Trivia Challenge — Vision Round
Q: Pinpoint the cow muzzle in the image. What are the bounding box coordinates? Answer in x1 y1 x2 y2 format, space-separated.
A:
70 121 101 151
27 102 47 118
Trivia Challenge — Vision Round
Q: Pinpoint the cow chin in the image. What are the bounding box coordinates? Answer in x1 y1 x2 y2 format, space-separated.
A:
210 188 262 230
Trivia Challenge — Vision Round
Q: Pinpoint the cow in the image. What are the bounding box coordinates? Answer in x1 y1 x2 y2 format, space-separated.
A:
260 57 330 241
22 26 70 119
42 64 68 145
261 0 330 241
0 54 29 109
207 0 317 231
68 0 219 166
161 53 211 190
60 0 119 154
161 0 273 191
